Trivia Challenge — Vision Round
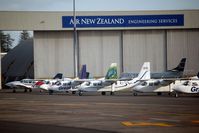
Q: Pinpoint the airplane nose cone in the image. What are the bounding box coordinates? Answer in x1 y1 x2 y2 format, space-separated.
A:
5 83 11 87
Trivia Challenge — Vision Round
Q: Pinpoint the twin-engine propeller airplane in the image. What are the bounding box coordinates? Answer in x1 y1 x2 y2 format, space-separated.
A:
172 72 199 97
78 62 150 96
77 63 118 96
39 64 90 94
5 73 63 93
132 58 186 96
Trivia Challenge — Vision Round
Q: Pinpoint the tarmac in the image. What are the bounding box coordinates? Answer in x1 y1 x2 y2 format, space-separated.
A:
0 89 199 133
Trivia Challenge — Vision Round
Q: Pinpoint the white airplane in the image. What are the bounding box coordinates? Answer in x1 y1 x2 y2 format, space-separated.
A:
5 79 38 93
77 63 118 96
99 62 150 94
39 64 90 94
172 72 199 97
132 58 186 96
78 62 150 96
5 73 63 93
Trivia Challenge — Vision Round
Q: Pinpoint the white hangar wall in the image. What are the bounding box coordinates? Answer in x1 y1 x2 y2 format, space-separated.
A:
34 31 74 78
34 29 199 78
123 30 166 73
78 31 121 77
167 29 199 75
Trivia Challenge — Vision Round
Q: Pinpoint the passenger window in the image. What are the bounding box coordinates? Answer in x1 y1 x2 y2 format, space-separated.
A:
98 82 102 86
85 82 90 86
192 82 198 86
149 83 153 86
183 81 189 86
154 81 160 86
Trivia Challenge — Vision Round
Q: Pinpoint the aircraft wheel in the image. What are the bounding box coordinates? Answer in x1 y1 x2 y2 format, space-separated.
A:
72 91 76 94
78 91 83 96
157 92 162 96
110 92 114 95
133 93 137 96
24 88 27 93
101 92 106 95
29 89 32 92
13 89 16 93
175 93 179 98
49 90 53 95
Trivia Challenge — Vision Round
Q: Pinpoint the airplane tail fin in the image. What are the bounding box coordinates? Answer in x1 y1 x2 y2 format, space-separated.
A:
79 64 89 79
171 58 186 72
53 73 63 79
79 64 86 79
105 63 118 79
137 62 150 80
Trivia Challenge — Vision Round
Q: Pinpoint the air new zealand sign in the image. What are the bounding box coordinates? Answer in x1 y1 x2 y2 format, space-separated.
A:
62 14 184 28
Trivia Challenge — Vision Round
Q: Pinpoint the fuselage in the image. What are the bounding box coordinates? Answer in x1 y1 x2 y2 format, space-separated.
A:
6 79 37 89
172 80 199 94
120 71 183 80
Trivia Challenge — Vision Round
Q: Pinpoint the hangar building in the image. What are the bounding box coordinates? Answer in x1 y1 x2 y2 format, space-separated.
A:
0 10 199 89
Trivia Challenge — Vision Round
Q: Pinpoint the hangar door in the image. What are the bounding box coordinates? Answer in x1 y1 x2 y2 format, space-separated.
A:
123 30 166 73
167 29 199 75
79 31 121 77
34 31 74 78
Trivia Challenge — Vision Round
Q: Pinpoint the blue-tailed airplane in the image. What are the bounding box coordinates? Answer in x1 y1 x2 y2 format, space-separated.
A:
39 64 90 94
132 58 187 96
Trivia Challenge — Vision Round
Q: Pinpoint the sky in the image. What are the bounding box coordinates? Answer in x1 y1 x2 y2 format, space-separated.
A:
1 0 199 48
0 0 199 11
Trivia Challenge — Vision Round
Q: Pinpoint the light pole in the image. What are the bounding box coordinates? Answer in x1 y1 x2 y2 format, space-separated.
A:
73 0 79 77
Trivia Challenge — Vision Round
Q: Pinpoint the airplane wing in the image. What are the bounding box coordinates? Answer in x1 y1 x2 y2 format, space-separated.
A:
72 79 95 85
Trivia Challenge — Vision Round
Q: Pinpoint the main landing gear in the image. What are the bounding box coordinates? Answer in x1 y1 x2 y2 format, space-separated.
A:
78 91 83 96
101 92 106 95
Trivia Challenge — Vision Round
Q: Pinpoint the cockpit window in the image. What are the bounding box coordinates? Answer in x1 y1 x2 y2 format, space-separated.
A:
55 81 61 86
149 83 153 86
85 82 90 86
183 81 189 86
141 82 147 86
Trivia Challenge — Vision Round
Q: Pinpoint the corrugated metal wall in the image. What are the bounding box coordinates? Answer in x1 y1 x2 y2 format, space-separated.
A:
34 31 74 78
123 30 166 73
79 31 121 77
167 29 199 75
34 29 199 78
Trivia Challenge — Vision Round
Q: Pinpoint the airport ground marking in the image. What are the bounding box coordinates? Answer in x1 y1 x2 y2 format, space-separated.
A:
192 120 199 124
121 121 174 127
